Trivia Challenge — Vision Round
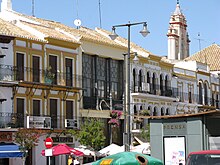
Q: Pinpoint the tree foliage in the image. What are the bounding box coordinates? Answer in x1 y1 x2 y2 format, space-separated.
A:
140 123 150 142
68 118 106 151
14 128 42 158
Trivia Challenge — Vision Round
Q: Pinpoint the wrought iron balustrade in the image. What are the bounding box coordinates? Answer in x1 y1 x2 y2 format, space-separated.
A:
131 83 178 98
0 64 82 88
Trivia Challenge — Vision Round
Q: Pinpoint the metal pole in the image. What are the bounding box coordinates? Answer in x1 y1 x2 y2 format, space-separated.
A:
110 21 149 152
127 25 131 152
124 24 131 152
110 93 113 144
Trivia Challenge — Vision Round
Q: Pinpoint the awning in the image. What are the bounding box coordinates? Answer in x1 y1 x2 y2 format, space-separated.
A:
0 143 23 158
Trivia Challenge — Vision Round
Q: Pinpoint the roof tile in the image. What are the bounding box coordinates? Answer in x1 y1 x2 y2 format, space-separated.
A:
185 44 220 71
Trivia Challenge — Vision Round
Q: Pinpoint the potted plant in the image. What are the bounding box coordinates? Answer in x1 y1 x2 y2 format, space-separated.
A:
45 66 55 84
133 117 143 124
108 110 122 127
140 109 150 116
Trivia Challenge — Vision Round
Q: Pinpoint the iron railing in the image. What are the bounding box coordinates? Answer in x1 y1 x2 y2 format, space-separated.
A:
0 64 82 88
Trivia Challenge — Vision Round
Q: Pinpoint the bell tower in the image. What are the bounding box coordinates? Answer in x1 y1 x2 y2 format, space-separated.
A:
167 0 190 60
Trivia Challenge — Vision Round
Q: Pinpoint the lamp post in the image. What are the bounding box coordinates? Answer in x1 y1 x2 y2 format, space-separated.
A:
109 21 149 151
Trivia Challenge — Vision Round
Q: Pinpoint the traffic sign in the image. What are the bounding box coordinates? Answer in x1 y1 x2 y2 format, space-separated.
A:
45 137 53 149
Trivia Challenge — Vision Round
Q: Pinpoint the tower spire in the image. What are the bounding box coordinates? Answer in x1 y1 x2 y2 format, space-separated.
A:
167 2 190 60
177 0 179 4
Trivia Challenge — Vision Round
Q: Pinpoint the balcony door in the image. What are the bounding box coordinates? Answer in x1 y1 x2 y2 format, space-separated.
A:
49 55 57 84
65 58 73 86
16 98 25 127
50 99 57 128
32 56 40 82
33 100 40 116
66 100 74 119
16 53 24 81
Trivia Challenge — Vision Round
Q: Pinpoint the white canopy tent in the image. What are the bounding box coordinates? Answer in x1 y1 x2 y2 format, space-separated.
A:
98 143 124 156
74 145 96 157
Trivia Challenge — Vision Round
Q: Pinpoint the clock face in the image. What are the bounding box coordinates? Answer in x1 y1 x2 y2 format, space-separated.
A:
74 19 82 27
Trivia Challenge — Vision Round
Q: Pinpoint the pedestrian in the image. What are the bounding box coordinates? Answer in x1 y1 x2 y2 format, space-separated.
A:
68 155 73 165
73 157 80 165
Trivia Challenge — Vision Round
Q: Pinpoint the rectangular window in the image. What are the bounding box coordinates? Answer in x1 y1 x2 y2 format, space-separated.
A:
33 100 40 116
188 85 193 103
16 98 25 127
65 58 73 86
49 55 57 84
177 83 183 102
66 100 73 119
50 99 57 128
16 53 24 81
32 56 40 82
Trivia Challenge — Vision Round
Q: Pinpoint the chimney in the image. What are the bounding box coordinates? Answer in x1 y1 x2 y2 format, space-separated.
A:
1 0 12 12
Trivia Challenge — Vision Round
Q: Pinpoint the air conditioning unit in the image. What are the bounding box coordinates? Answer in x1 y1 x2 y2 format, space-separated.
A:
65 119 78 129
142 82 150 92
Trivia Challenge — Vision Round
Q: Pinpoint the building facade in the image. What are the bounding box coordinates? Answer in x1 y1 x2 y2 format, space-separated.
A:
0 0 219 165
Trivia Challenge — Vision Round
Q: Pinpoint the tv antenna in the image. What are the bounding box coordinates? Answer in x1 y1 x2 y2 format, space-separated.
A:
32 0 35 17
98 0 102 28
194 33 207 64
74 0 82 28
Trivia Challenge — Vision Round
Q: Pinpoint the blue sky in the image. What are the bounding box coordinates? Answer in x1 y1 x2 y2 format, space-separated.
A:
9 0 220 56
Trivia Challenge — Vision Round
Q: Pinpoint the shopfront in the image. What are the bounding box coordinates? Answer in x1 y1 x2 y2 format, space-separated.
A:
149 110 220 165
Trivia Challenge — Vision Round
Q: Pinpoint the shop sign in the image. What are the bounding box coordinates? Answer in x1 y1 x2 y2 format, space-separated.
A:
0 132 12 142
163 123 186 135
65 119 77 129
27 116 51 129
52 136 73 143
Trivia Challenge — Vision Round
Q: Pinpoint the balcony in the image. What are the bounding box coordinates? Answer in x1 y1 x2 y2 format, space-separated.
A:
131 83 178 99
0 112 79 130
0 64 82 88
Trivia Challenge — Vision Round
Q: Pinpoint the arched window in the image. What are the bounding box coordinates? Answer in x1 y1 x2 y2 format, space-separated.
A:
198 82 203 104
160 74 163 96
134 105 137 115
204 83 208 105
133 69 136 92
140 105 143 110
161 107 165 116
148 106 151 116
147 72 150 83
153 107 157 116
165 108 170 115
138 70 143 92
152 73 156 94
165 75 169 90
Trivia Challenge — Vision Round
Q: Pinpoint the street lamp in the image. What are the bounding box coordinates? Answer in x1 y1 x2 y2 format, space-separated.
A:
109 21 149 151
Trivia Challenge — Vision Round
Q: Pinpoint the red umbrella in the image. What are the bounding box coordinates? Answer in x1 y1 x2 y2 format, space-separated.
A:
41 144 84 156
